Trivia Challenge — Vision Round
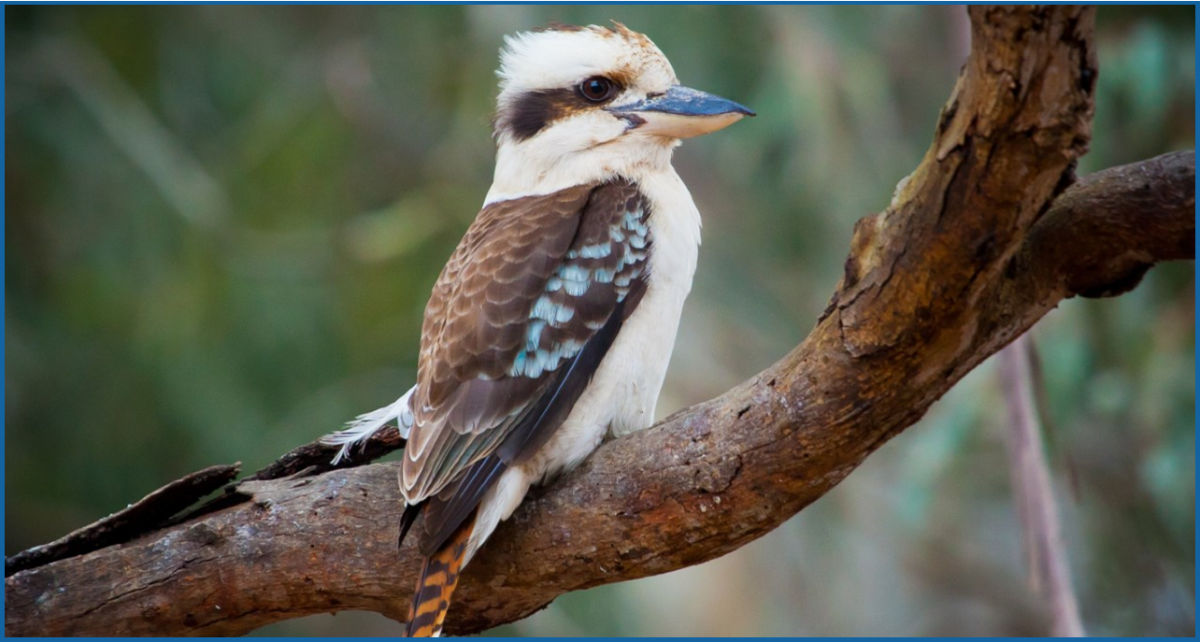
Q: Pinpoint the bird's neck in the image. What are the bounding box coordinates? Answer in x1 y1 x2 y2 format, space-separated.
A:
484 139 679 205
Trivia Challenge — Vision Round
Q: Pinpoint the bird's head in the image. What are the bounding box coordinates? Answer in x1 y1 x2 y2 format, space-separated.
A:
487 22 754 201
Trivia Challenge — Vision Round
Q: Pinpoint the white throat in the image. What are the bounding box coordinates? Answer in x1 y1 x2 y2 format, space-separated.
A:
484 135 679 204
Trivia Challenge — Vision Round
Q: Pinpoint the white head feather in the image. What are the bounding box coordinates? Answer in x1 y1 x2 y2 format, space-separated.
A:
486 24 684 203
496 24 677 112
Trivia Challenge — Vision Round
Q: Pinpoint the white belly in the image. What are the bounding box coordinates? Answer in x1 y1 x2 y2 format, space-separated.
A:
464 168 702 562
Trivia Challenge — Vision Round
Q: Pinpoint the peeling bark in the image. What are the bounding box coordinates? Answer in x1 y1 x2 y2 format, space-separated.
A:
5 5 1195 637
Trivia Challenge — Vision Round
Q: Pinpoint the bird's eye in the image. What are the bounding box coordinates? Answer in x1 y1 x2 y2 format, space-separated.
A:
578 77 617 103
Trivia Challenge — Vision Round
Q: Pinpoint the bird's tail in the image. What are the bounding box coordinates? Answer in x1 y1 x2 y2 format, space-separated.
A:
403 512 476 637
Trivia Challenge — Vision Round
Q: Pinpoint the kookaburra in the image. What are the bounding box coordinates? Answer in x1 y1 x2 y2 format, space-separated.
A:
323 22 752 636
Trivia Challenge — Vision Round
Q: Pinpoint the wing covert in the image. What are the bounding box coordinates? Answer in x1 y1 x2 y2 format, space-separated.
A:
402 179 653 552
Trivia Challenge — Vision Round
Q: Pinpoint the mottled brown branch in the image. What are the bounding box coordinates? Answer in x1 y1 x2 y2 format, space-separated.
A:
162 424 408 529
4 464 241 577
2 425 410 582
5 5 1195 637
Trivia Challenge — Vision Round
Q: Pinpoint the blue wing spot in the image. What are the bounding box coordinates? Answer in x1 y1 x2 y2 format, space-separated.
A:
523 355 545 378
564 279 589 296
532 295 574 324
622 211 648 236
508 203 649 379
525 319 546 353
579 243 612 259
532 296 553 320
559 264 590 283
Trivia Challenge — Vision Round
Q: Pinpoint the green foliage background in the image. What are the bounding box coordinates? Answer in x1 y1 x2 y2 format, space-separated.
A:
5 5 1194 636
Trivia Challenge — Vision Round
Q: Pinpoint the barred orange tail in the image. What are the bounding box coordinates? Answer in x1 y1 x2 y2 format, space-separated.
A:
403 513 475 637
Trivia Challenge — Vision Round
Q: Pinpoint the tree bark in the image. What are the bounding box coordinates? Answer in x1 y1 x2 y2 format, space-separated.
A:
5 5 1195 637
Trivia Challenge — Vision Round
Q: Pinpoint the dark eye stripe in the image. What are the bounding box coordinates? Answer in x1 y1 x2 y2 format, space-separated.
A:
496 88 573 142
496 80 624 142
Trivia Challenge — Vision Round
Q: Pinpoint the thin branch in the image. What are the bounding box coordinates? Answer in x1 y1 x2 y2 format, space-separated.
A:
4 6 1194 637
999 336 1085 637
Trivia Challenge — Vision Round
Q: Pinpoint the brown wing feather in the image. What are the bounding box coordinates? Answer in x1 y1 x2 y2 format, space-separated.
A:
403 187 589 479
402 180 652 511
404 187 591 500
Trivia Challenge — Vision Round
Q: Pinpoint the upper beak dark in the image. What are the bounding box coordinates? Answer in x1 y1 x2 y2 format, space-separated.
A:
614 85 756 118
608 85 754 139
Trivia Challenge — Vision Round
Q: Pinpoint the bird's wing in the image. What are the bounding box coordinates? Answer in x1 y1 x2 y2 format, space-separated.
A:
403 178 652 553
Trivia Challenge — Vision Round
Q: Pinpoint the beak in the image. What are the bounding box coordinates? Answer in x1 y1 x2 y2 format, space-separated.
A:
609 85 755 139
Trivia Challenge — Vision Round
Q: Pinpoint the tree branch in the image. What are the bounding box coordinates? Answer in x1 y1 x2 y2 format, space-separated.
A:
999 336 1085 637
5 5 1194 637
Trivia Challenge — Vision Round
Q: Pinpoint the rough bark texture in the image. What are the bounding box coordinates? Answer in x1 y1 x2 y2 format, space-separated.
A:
3 464 241 577
5 5 1195 637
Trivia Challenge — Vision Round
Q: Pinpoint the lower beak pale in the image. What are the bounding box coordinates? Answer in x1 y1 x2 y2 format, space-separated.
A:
610 85 755 139
637 110 749 139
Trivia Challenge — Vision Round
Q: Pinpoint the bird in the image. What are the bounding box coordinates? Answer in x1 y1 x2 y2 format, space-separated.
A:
321 21 753 637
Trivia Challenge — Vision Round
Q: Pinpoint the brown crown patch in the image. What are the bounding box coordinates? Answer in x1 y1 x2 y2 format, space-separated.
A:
531 20 651 46
532 21 586 33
